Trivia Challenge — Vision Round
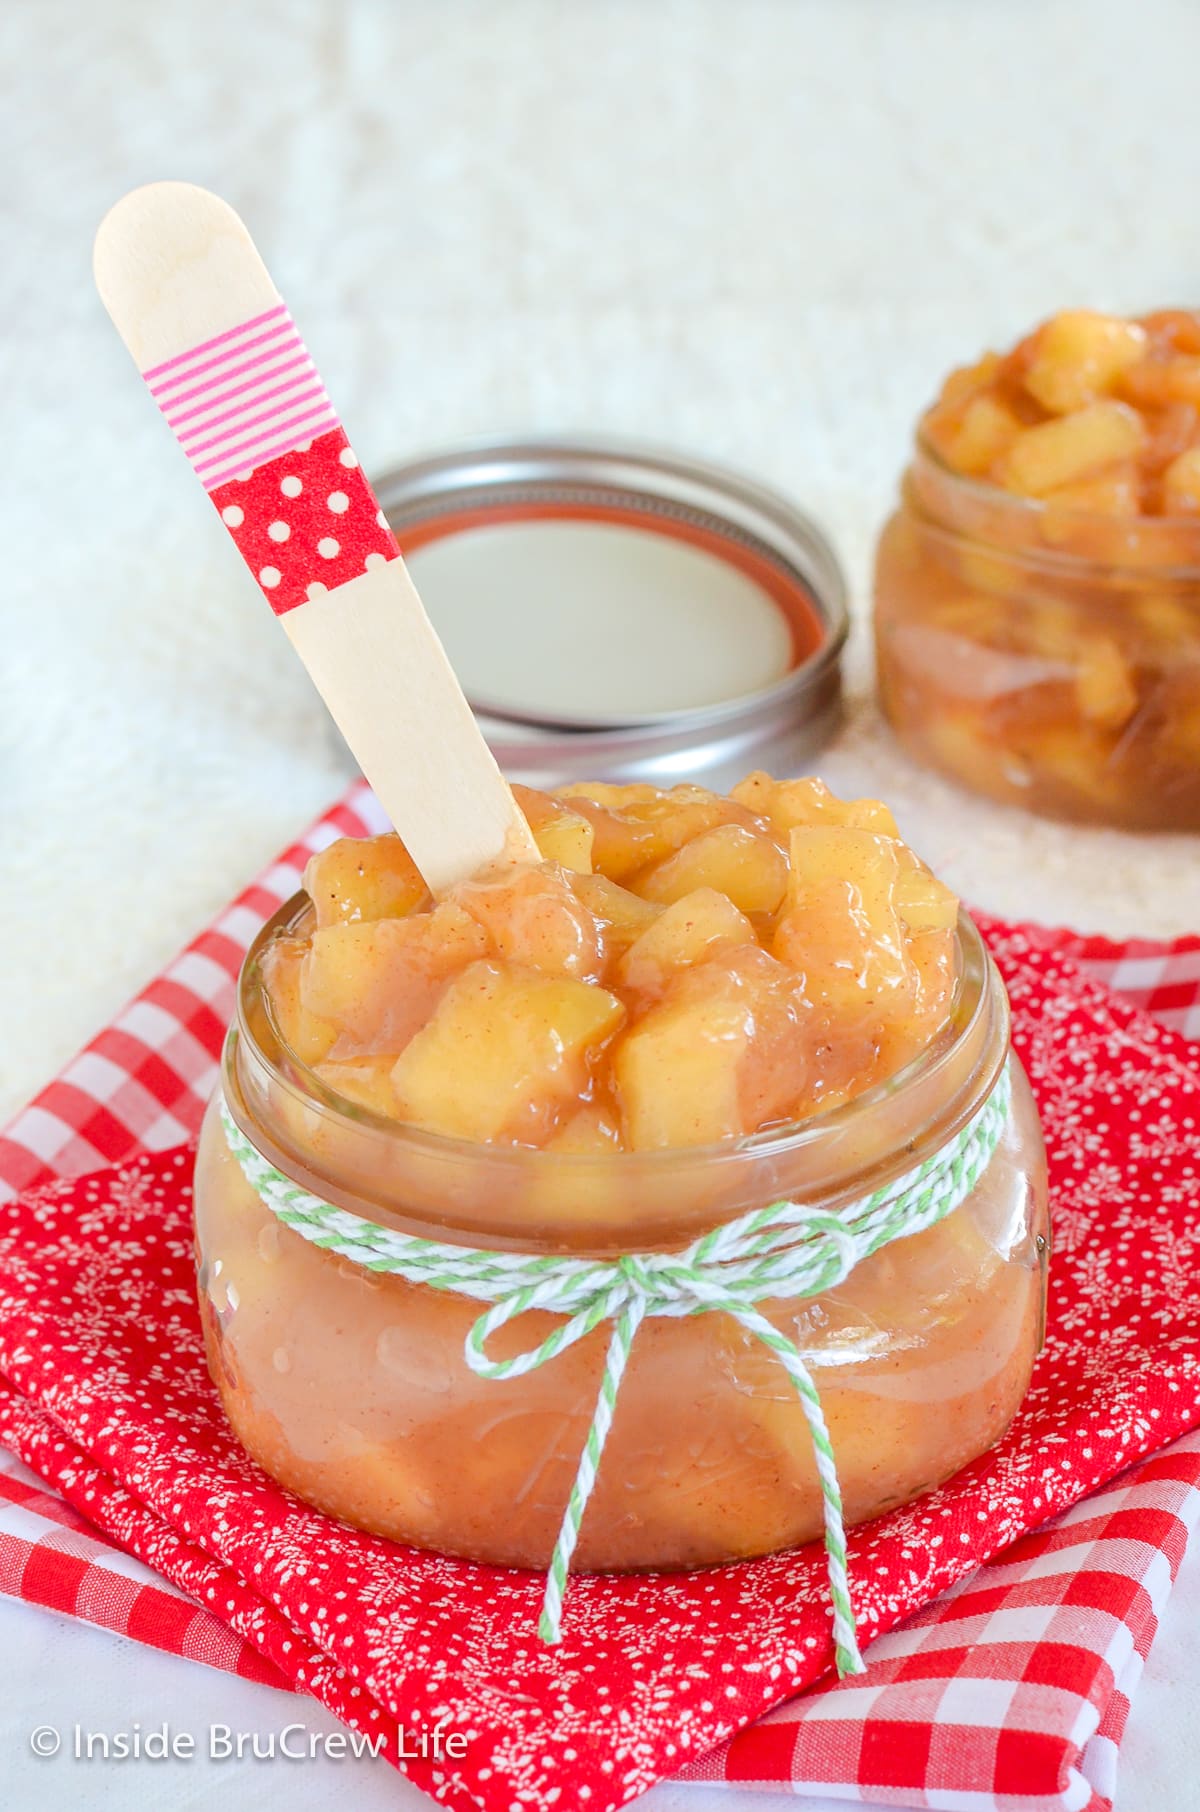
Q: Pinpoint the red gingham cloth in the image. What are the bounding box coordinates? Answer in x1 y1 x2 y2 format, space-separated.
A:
0 782 1197 1812
0 1444 285 1687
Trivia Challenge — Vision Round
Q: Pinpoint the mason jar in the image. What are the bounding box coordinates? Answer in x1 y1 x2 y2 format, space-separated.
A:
194 897 1048 1573
874 434 1200 829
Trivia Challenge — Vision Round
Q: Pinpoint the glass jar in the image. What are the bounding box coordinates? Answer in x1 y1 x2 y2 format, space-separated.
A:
874 435 1200 829
194 896 1049 1573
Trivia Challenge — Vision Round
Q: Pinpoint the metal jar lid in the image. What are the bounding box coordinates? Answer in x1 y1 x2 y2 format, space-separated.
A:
373 435 848 791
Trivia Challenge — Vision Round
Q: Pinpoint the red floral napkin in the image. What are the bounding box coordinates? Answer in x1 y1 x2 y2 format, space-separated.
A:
0 785 1198 1812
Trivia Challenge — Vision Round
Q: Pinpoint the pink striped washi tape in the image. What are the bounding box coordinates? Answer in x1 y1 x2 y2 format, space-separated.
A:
143 301 340 493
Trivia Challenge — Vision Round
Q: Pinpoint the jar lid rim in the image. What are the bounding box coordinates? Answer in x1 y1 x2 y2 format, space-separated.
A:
372 434 850 737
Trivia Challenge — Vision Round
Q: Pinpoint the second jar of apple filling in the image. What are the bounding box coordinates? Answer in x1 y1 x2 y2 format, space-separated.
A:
875 311 1200 829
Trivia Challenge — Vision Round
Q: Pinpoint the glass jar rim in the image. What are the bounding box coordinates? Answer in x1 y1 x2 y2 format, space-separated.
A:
911 424 1200 581
228 890 1008 1184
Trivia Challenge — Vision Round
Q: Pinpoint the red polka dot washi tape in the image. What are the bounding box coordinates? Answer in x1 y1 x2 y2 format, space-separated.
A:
93 181 538 892
211 429 396 615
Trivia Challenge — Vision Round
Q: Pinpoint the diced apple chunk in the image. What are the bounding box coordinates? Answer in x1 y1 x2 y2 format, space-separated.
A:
261 936 338 1065
512 786 595 872
1133 590 1199 644
635 824 788 915
303 835 427 927
904 929 958 1044
532 815 594 872
390 963 625 1145
775 827 910 1016
1014 725 1122 810
457 864 604 980
939 351 1002 404
556 782 662 808
300 904 489 1057
566 873 663 956
1040 466 1141 545
617 888 755 997
314 1057 399 1117
1073 638 1139 730
1120 355 1200 409
1161 446 1200 513
731 773 899 840
956 545 1019 597
557 783 742 881
833 797 903 837
894 866 959 933
1140 401 1198 475
614 973 747 1149
545 1101 625 1154
785 824 902 905
615 948 812 1148
941 394 1023 474
730 770 791 824
731 948 821 1131
1022 311 1147 415
995 401 1146 496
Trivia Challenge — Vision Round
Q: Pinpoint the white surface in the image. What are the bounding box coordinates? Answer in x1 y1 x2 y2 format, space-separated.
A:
7 0 1200 1124
3 1 1200 1808
3 1540 1199 1812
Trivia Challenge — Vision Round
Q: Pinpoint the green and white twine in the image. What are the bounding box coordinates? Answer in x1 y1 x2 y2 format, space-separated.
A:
220 1062 1011 1676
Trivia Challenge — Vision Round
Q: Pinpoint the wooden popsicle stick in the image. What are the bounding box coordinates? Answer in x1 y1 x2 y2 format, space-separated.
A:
93 181 538 894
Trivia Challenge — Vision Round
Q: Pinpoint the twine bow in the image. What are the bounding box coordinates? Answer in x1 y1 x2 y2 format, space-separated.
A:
219 1061 1011 1675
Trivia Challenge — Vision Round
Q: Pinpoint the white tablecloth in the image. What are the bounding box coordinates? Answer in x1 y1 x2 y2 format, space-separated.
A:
2 1561 1199 1810
3 0 1198 1805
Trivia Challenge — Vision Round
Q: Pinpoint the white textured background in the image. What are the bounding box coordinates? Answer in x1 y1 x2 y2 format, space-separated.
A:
2 3 1200 1807
5 0 1200 1116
